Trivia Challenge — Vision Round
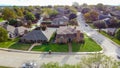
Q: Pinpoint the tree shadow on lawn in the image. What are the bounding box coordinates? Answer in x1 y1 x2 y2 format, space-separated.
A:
8 42 31 50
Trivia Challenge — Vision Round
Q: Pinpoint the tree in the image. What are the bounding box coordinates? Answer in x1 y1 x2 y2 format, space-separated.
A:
72 2 79 8
93 20 106 32
69 6 77 14
69 13 77 20
9 19 18 26
25 12 35 21
80 54 119 68
109 17 118 28
41 24 47 31
40 54 119 68
115 28 120 40
13 6 24 18
0 27 8 42
82 3 88 8
84 11 99 22
2 7 17 20
81 8 91 14
96 3 104 11
84 12 91 22
42 8 58 18
35 13 40 19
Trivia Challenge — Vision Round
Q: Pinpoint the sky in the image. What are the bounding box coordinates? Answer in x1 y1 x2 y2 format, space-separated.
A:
0 0 120 6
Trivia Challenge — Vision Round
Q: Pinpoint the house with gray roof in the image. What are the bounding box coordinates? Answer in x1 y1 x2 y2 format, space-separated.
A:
20 30 48 43
3 24 29 38
110 11 120 19
52 16 69 26
20 28 55 43
14 26 29 36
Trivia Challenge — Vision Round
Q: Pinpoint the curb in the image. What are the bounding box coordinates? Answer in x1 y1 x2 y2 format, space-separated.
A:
0 48 103 55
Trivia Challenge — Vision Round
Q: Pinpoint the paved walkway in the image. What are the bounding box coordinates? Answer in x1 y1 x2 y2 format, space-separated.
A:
68 43 72 52
28 43 41 51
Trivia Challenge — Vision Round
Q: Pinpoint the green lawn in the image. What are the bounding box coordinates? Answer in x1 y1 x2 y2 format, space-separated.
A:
0 38 31 50
0 18 4 22
100 31 120 45
0 38 18 48
72 36 102 52
32 35 102 52
9 42 31 50
32 43 68 52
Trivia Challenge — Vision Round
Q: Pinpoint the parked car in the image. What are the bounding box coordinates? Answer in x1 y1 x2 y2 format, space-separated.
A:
22 62 37 68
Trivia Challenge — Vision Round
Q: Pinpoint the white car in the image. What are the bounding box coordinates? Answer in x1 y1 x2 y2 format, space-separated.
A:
22 62 37 68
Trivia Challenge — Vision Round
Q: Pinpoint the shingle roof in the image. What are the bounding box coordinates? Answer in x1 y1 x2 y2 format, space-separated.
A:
111 11 120 16
52 16 69 25
21 30 48 41
3 25 15 33
57 26 77 34
15 26 29 35
98 14 111 20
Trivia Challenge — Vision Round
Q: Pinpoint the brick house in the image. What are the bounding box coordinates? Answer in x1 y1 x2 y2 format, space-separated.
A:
55 26 84 43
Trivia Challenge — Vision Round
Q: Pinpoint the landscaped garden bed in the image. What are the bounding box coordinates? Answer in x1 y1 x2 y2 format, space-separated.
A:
32 34 102 52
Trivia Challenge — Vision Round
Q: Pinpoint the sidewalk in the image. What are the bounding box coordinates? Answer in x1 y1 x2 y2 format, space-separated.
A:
0 47 103 55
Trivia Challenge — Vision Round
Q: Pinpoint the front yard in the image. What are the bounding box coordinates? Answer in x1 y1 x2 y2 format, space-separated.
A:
32 34 102 52
0 34 102 52
0 38 18 48
8 42 31 50
0 38 31 50
0 18 4 22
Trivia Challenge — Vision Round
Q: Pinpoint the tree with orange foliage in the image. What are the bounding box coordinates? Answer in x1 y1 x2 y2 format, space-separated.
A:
84 11 99 23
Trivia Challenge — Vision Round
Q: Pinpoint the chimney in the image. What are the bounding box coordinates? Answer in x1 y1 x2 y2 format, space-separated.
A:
76 30 80 42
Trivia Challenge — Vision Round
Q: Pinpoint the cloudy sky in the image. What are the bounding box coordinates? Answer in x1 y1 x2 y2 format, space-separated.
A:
0 0 119 6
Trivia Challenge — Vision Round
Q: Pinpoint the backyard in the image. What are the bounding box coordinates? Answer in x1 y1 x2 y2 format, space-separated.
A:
32 34 102 52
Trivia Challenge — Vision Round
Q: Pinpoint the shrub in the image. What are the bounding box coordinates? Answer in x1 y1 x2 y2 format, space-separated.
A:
115 28 120 40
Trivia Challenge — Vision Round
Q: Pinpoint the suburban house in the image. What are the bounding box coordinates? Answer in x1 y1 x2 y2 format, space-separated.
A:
20 28 55 43
0 21 7 26
56 7 65 15
98 14 111 20
110 11 120 19
51 16 69 26
20 30 48 43
55 26 84 43
41 16 69 27
105 28 117 36
3 24 29 38
3 24 16 38
14 26 30 36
